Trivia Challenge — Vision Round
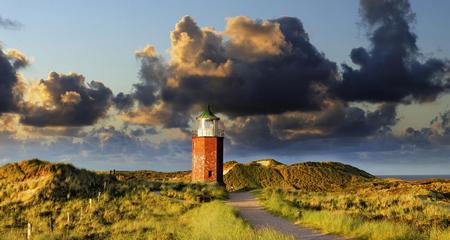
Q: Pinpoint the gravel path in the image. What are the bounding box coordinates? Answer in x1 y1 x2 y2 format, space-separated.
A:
226 192 345 240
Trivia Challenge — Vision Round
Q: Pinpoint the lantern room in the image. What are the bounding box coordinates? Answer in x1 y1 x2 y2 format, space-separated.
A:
194 105 224 137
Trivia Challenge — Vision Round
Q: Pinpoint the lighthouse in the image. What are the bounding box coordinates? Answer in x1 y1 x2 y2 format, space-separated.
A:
192 105 224 184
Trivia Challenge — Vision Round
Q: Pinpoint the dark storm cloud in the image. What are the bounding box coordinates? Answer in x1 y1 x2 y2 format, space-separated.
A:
20 72 113 127
401 110 450 146
0 16 21 30
130 16 338 128
134 45 167 107
0 48 21 113
332 103 397 136
113 92 134 111
226 102 398 149
170 16 337 116
333 0 450 103
224 108 450 174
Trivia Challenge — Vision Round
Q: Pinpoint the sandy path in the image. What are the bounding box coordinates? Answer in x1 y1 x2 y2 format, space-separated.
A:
226 192 345 240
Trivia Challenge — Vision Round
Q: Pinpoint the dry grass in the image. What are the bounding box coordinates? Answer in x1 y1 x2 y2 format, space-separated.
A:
0 159 292 239
109 169 191 182
224 160 374 192
258 184 450 240
179 201 293 240
0 159 116 205
160 182 228 201
0 184 290 239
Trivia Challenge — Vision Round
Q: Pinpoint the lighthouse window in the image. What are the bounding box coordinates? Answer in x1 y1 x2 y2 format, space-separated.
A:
208 170 212 177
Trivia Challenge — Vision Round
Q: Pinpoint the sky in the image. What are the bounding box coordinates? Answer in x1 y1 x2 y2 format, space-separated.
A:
0 0 450 174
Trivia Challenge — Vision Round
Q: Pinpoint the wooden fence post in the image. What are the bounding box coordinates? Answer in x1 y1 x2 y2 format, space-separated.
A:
49 217 54 232
27 222 32 240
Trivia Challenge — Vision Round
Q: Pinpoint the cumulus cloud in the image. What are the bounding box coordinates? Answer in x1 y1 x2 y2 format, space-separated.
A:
20 72 113 127
226 102 398 148
60 91 82 105
124 13 404 145
0 47 23 113
133 45 168 107
113 92 134 111
125 15 338 129
119 12 410 149
224 16 286 60
169 16 229 76
402 110 450 146
2 1 450 172
0 113 83 142
333 0 450 103
5 49 30 69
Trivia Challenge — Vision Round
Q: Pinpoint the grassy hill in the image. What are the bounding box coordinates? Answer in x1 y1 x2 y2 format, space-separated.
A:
0 160 281 239
1 159 448 239
223 160 291 191
0 159 114 205
224 160 375 191
92 158 376 192
0 158 377 201
107 158 375 191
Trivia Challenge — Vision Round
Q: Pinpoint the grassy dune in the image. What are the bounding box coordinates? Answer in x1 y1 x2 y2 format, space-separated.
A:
0 191 292 239
224 160 374 191
0 159 291 239
0 159 115 204
94 159 375 192
109 159 375 192
2 159 449 239
258 185 450 240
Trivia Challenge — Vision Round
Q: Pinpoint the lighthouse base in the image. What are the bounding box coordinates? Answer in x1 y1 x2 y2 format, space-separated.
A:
192 136 223 183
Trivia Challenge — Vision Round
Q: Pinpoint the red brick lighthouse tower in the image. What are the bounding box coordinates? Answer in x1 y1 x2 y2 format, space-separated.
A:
192 105 224 184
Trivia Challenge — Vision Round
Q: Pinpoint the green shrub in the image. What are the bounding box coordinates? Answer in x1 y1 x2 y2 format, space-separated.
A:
160 182 228 201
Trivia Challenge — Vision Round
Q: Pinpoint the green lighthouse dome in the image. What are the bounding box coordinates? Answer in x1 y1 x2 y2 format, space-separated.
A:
196 105 220 120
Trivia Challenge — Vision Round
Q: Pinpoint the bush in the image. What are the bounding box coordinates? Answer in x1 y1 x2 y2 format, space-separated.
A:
160 182 228 201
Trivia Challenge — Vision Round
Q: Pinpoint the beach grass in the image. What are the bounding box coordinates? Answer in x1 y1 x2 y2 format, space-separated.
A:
259 188 450 240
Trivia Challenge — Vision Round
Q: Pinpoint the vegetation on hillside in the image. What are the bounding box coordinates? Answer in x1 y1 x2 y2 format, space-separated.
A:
224 160 375 191
223 161 291 191
0 159 292 239
111 169 190 182
179 201 293 240
257 178 450 240
94 159 375 193
160 182 228 201
3 159 449 239
0 159 116 204
0 187 290 239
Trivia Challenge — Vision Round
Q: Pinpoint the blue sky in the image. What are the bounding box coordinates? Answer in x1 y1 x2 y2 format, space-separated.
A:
2 0 449 93
1 1 450 174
